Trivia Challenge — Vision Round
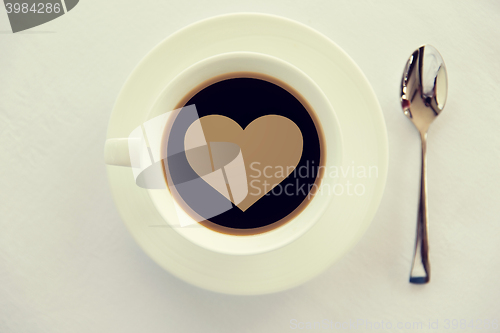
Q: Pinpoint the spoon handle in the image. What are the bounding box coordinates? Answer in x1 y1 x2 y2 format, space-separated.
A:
410 133 430 284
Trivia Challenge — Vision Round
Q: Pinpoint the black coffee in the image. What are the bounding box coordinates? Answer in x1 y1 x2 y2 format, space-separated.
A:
162 73 325 235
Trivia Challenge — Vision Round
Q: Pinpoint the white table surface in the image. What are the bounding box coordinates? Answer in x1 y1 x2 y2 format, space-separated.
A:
1 1 499 332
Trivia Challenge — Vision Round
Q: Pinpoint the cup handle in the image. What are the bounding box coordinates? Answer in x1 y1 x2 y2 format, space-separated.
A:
104 138 131 167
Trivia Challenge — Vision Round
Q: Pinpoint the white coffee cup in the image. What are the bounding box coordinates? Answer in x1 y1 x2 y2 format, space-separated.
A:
104 52 342 255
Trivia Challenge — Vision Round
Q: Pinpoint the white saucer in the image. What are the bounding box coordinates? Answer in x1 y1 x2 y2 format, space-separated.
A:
106 13 388 295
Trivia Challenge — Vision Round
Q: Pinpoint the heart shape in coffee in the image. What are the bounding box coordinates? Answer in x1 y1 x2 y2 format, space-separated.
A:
184 115 303 211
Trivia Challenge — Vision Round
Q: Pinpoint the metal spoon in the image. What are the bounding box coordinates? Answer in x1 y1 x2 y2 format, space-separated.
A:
400 45 448 284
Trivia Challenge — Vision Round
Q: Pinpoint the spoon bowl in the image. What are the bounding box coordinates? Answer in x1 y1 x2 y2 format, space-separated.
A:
401 45 448 134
